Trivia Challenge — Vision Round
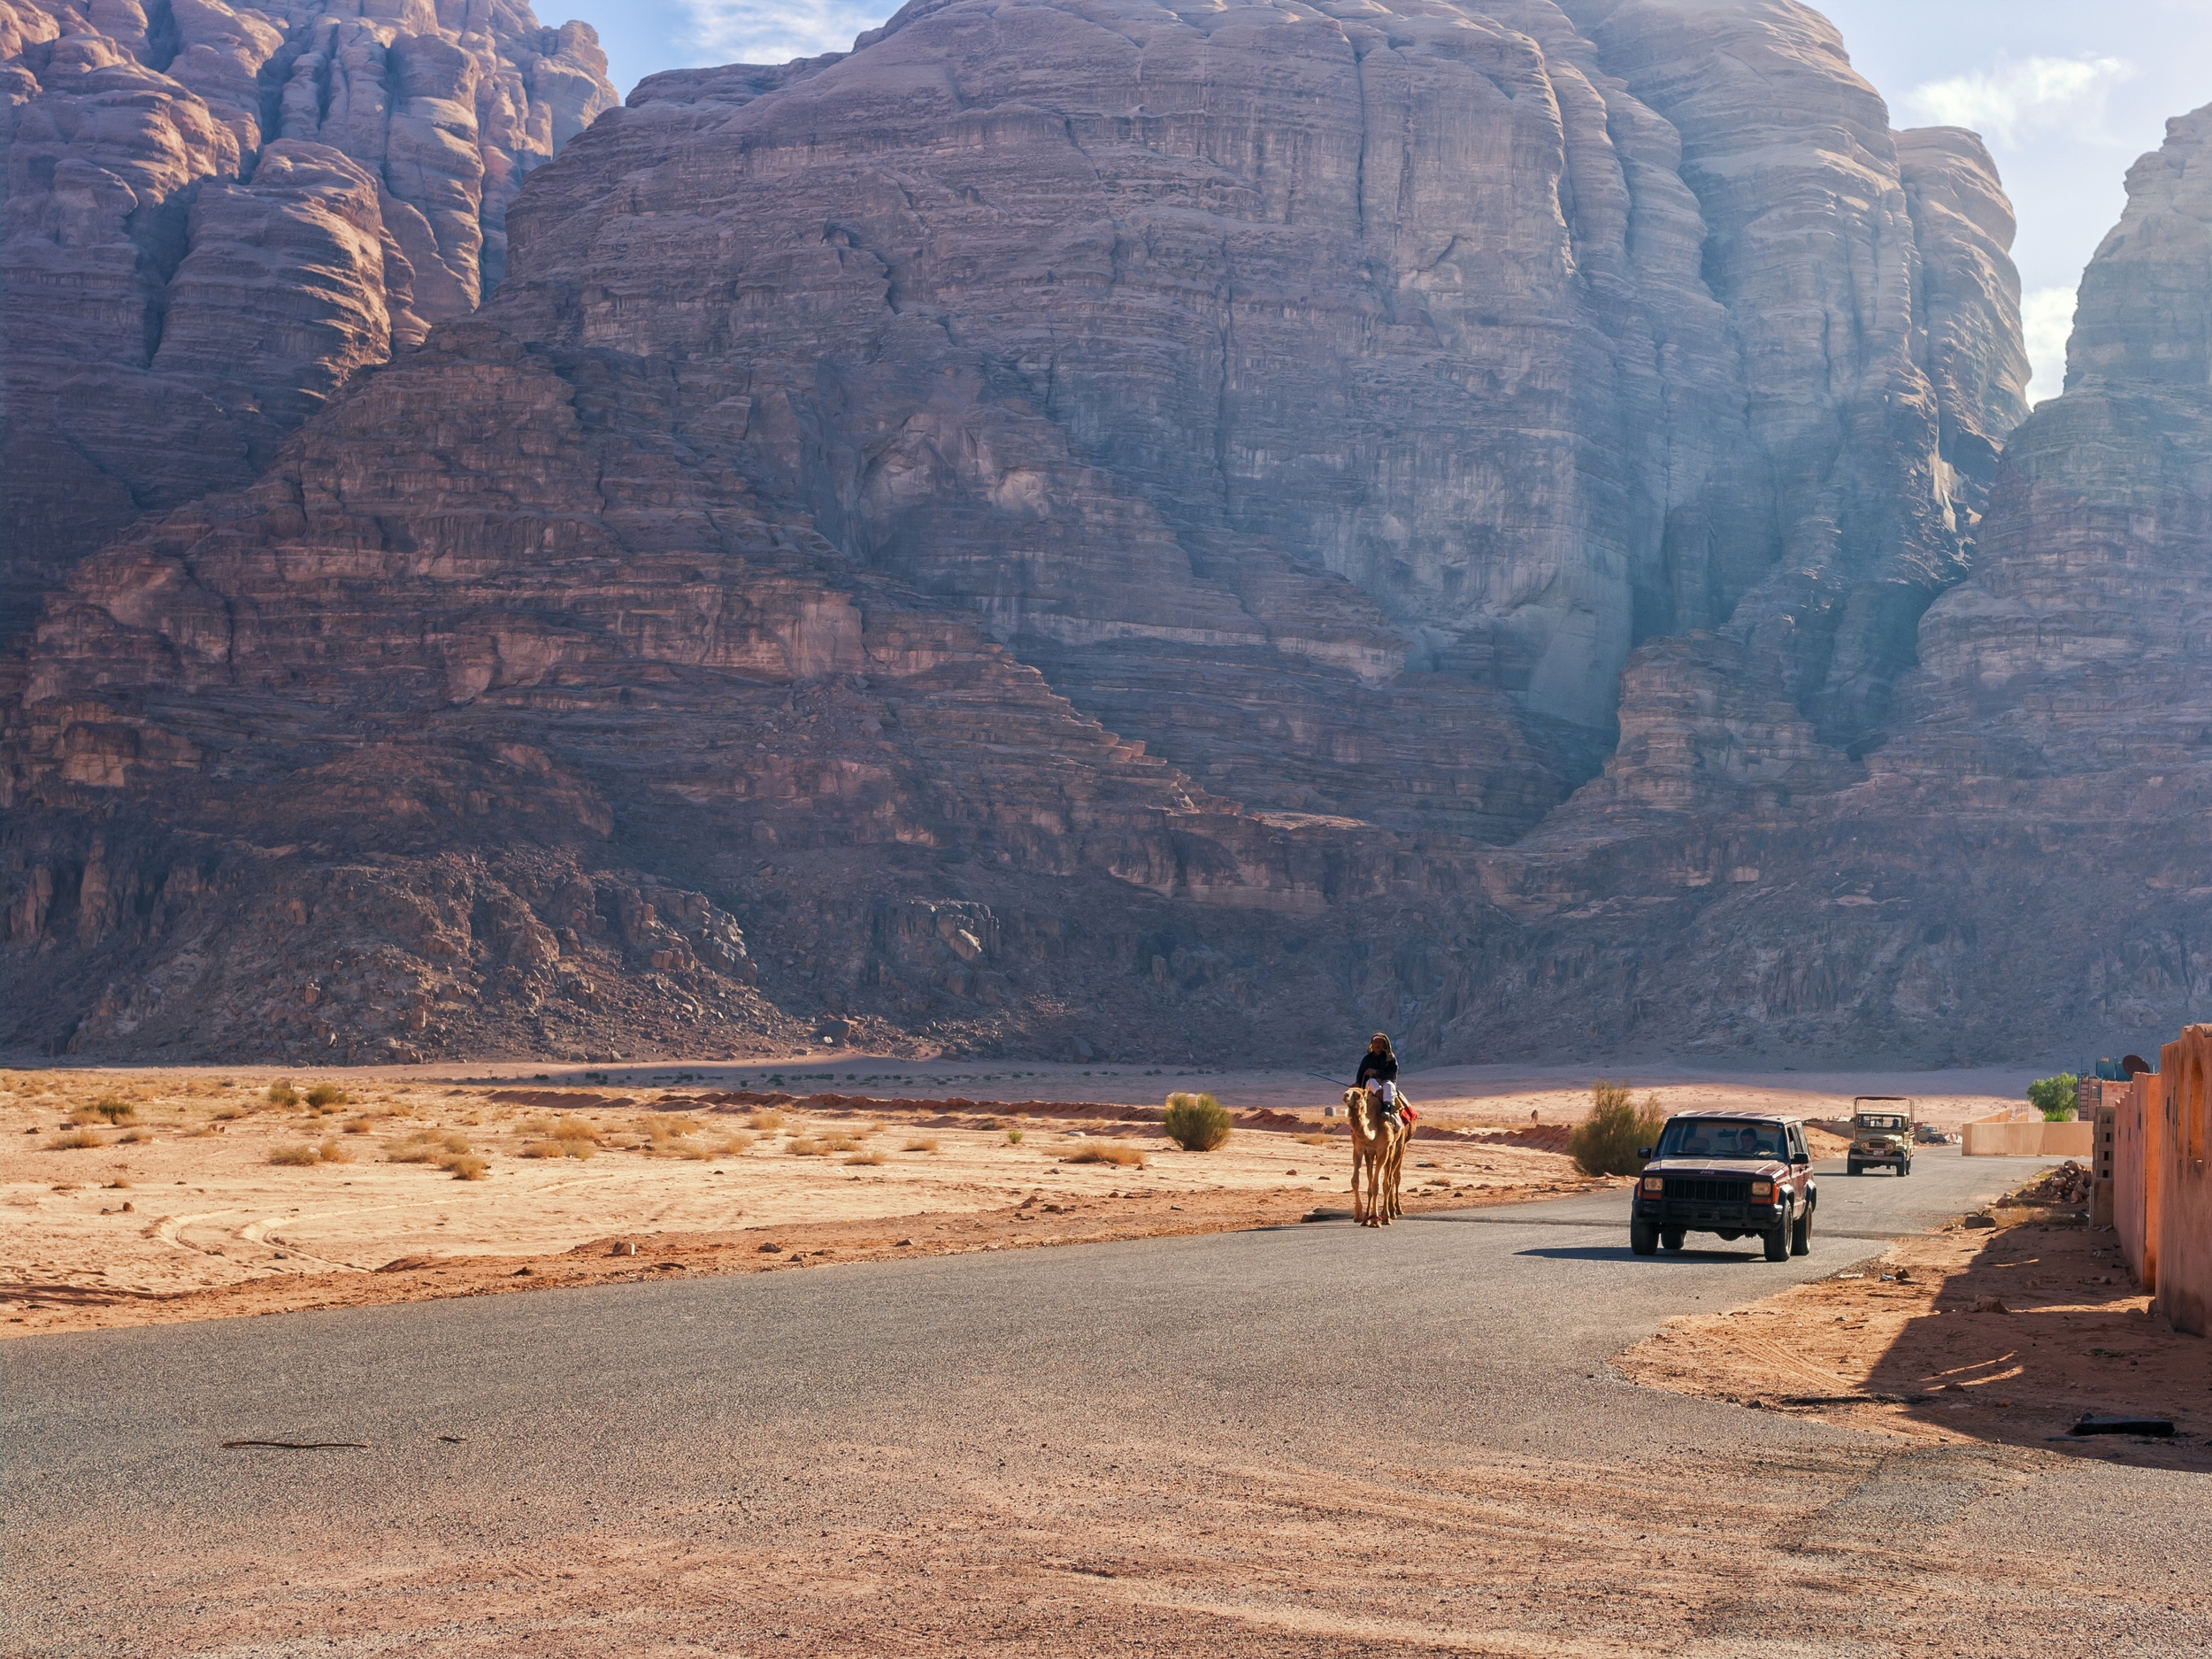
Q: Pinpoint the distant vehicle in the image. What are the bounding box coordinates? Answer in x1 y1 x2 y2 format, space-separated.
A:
1847 1096 1914 1177
1629 1110 1816 1262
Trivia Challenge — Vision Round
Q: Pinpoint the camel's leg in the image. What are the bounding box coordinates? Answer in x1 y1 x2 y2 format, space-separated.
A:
1349 1139 1366 1225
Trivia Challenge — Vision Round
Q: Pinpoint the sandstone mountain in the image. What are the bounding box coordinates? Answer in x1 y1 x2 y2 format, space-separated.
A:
1 0 617 631
4 0 2200 1067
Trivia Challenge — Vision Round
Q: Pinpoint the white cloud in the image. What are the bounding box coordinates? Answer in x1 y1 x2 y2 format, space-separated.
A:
2021 285 2078 406
1901 56 2135 147
680 0 900 65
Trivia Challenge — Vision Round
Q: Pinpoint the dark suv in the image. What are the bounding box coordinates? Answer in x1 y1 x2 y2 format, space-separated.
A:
1629 1110 1816 1262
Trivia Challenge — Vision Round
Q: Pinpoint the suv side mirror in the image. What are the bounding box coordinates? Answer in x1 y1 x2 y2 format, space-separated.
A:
1791 1152 1809 1165
1637 1148 1653 1161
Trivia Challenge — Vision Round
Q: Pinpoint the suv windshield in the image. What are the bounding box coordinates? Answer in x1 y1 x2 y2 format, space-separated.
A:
1655 1118 1789 1161
1856 1114 1906 1132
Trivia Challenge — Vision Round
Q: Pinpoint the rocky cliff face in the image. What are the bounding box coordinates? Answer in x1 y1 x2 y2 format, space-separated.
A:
14 1 2193 1069
0 0 615 631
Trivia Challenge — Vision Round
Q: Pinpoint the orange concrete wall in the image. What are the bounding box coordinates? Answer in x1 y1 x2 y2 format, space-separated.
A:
2155 1025 2212 1337
2115 1073 2160 1291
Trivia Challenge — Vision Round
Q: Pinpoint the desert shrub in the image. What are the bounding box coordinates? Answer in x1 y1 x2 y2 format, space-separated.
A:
269 1144 319 1166
45 1128 104 1150
1296 1132 1333 1146
1568 1081 1667 1178
844 1149 886 1166
749 1110 786 1131
385 1136 435 1163
1065 1142 1147 1168
440 1133 472 1154
342 1117 373 1134
551 1116 596 1141
1162 1093 1232 1152
212 1104 245 1121
714 1133 753 1156
318 1141 351 1164
902 1136 940 1154
119 1128 151 1144
446 1155 488 1180
91 1097 136 1123
824 1133 861 1153
305 1084 348 1109
565 1141 595 1160
655 1117 697 1137
2027 1073 2079 1122
66 1103 105 1125
519 1141 561 1158
788 1137 825 1156
266 1083 300 1107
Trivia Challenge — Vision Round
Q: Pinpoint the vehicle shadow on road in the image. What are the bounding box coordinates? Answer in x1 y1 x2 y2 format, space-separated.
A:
1514 1245 1768 1263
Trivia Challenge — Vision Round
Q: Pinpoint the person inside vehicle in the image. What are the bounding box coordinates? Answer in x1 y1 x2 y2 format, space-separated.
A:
1356 1033 1402 1125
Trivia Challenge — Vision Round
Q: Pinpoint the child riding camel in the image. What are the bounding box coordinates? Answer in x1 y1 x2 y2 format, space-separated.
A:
1356 1033 1408 1126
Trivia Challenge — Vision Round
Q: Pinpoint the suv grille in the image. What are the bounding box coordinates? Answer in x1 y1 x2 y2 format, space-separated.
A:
1664 1177 1751 1202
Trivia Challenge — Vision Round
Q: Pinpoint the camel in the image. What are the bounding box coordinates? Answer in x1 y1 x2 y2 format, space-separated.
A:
1341 1087 1409 1225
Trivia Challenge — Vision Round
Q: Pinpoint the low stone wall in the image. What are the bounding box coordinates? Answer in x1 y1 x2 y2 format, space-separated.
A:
1960 1116 2094 1157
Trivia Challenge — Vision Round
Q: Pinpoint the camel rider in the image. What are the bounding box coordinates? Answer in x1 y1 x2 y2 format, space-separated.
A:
1356 1032 1402 1125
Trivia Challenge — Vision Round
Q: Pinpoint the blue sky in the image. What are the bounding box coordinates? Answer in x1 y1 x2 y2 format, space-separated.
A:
583 1 2212 403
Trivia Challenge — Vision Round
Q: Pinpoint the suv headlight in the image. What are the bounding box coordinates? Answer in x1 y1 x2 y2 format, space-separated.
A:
1749 1179 1775 1202
1639 1174 1664 1195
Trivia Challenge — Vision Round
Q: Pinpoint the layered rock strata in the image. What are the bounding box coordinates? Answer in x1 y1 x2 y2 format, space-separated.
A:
20 3 2201 1068
1 0 615 629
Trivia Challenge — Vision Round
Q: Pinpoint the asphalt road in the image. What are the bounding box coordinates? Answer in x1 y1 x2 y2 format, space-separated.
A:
8 1150 2196 1655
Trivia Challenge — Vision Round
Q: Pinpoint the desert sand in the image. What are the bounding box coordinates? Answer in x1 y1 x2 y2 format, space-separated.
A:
2 1064 1632 1336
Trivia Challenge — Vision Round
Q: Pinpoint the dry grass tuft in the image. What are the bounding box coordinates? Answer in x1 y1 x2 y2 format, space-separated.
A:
843 1149 887 1166
266 1083 300 1107
268 1143 319 1166
748 1110 785 1131
119 1127 152 1143
1065 1142 1147 1168
519 1141 563 1158
551 1116 597 1142
1006 1127 1025 1145
713 1133 754 1156
212 1104 245 1122
318 1141 352 1164
1162 1093 1232 1152
46 1128 105 1151
66 1103 105 1125
446 1155 488 1181
903 1136 940 1154
787 1137 825 1157
342 1117 373 1134
305 1083 349 1110
1296 1132 1333 1146
823 1133 861 1153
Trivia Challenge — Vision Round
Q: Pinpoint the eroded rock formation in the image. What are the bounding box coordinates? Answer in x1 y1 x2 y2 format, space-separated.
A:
7 1 2200 1066
0 0 616 629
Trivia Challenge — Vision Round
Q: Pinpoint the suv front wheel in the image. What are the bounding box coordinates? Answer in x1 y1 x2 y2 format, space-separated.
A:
1763 1213 1790 1262
1630 1218 1657 1256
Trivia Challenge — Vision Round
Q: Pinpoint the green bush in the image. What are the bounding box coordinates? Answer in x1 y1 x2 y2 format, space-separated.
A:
1162 1092 1232 1152
1569 1080 1667 1178
2027 1073 2079 1121
305 1083 349 1109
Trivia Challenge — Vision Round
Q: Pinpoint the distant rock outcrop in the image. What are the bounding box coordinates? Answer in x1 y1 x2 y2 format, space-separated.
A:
16 3 2200 1068
0 0 615 630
